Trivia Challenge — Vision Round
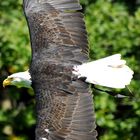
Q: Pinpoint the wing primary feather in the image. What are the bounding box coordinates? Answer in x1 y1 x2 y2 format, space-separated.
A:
58 88 74 95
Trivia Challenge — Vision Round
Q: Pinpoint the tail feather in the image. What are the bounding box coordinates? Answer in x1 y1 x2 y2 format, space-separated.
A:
73 54 134 89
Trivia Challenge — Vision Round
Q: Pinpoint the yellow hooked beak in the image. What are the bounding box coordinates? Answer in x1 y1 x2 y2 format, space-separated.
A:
3 78 12 88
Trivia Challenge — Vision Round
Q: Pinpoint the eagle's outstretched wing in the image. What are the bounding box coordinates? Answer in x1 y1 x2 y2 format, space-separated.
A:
23 0 97 139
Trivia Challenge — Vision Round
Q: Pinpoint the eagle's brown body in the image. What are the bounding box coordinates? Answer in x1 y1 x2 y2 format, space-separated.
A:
23 0 97 139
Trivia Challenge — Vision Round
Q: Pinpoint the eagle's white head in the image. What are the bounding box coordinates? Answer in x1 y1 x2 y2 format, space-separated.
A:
3 70 31 88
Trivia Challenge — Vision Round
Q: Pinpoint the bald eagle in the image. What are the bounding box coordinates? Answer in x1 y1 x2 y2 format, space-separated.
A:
3 0 133 140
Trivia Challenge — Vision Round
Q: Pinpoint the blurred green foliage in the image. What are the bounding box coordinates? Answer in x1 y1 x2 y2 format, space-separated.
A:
0 0 140 140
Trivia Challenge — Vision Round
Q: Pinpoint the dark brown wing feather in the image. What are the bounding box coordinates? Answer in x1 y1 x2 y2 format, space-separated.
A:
23 0 97 139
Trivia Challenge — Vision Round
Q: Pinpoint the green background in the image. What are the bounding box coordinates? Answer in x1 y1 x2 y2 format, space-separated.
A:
0 0 140 140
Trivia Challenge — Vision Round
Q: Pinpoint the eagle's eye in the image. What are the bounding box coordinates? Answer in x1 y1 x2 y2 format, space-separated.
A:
9 77 14 81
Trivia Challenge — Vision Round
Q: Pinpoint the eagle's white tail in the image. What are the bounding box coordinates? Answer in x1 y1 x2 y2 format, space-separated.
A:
73 54 134 89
